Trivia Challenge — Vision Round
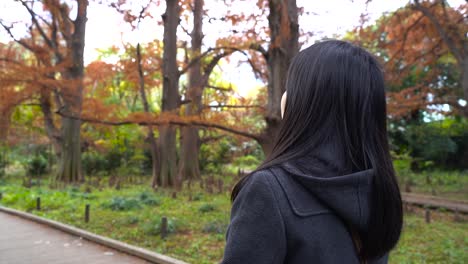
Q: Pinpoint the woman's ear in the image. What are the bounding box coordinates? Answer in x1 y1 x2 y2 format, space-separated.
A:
281 91 287 119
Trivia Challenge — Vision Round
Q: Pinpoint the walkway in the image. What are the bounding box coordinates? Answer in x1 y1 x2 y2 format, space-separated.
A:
0 212 151 264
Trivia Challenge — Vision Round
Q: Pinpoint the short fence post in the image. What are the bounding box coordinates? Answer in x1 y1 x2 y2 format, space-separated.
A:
425 209 431 223
171 192 177 199
0 192 3 200
36 197 41 210
217 179 224 194
453 209 462 222
161 217 168 239
85 204 90 223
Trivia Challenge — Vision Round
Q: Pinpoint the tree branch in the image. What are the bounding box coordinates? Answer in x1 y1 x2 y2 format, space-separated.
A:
249 43 268 60
179 44 267 76
206 84 234 92
18 0 55 51
204 104 264 109
413 0 463 64
55 110 261 141
0 20 34 51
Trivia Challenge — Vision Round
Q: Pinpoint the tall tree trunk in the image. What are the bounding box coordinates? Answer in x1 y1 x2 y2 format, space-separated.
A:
179 0 204 183
39 90 61 156
55 0 88 183
157 0 181 188
56 117 82 183
136 43 160 188
462 56 468 117
258 0 299 154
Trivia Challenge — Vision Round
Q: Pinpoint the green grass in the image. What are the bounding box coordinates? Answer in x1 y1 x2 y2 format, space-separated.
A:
0 176 467 263
391 215 468 263
399 170 468 200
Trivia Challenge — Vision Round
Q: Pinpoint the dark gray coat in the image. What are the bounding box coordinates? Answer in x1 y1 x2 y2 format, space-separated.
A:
221 159 389 264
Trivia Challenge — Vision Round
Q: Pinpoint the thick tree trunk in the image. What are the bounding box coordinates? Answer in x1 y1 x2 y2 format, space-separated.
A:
39 90 61 155
179 0 204 183
259 0 299 155
55 0 88 183
462 57 468 117
56 117 82 183
157 0 181 188
159 126 177 187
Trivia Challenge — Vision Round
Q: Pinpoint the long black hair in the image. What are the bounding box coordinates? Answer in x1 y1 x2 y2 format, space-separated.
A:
231 40 403 261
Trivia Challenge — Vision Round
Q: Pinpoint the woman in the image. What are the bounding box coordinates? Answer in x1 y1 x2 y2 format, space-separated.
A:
221 40 403 264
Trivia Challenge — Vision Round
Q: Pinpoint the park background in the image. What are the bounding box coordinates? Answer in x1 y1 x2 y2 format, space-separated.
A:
0 0 467 263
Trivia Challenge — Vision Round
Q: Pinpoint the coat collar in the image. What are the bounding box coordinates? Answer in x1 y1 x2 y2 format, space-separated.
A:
270 164 373 231
270 167 332 217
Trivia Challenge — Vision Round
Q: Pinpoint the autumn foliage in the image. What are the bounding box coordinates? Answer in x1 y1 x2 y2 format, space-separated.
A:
0 0 466 185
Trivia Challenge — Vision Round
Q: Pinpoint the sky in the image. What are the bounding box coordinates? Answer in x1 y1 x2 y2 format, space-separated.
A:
0 0 465 97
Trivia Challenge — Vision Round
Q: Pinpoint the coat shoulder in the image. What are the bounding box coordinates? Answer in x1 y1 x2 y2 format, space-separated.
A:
268 166 333 217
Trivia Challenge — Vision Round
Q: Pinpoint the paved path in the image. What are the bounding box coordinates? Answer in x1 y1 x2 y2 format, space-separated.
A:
0 212 151 264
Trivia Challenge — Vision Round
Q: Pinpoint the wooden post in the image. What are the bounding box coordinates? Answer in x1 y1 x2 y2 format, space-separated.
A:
161 217 168 239
171 191 177 199
425 209 431 223
199 178 204 189
453 210 462 222
85 204 90 223
217 179 224 194
0 192 2 200
36 197 41 210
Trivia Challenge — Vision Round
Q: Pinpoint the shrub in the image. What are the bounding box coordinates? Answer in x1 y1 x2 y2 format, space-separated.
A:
143 217 178 236
403 118 468 169
233 155 261 169
192 193 203 201
202 220 228 234
123 215 140 225
104 148 123 174
0 148 8 177
200 137 233 174
102 197 141 211
82 151 108 176
198 203 216 213
138 191 161 206
69 191 96 200
26 155 48 177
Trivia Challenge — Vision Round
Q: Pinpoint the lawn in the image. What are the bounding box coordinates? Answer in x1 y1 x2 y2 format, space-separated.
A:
0 176 467 264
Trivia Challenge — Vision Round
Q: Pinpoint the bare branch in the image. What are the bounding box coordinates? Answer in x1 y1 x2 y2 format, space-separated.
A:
179 44 266 76
180 99 192 105
18 0 55 51
0 20 34 51
206 84 234 92
249 43 268 60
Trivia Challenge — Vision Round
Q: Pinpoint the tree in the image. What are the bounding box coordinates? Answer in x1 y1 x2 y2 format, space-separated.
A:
206 0 299 153
178 0 204 183
355 0 467 119
259 0 299 153
0 0 89 183
158 0 181 188
412 0 467 117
